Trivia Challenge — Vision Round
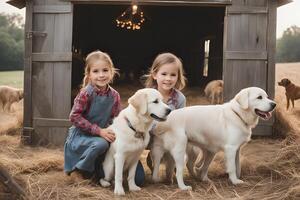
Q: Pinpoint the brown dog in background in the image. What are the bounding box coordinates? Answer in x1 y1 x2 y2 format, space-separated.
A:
278 78 300 110
0 86 23 112
204 80 224 104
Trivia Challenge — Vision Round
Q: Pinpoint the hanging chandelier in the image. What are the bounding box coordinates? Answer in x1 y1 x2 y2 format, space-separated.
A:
115 1 145 30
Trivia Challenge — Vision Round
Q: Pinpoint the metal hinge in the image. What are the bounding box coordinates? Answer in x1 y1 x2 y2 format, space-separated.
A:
22 127 34 145
25 31 47 39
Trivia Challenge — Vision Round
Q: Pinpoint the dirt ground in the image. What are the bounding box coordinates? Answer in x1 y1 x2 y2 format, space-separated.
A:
0 63 299 200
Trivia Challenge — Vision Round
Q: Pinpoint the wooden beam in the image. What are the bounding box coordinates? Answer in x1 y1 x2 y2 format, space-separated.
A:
33 5 72 14
227 6 268 14
277 0 293 7
224 51 268 60
63 0 232 6
6 0 25 9
267 0 277 100
0 164 26 199
33 118 72 127
32 53 72 62
22 0 33 145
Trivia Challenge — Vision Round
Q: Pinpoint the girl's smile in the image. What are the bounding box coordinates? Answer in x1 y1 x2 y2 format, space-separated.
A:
153 63 179 94
89 60 112 90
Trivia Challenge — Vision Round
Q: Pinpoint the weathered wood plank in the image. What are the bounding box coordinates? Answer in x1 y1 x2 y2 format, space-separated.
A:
267 0 277 99
227 6 267 14
231 0 267 7
33 118 71 127
22 0 34 145
53 63 72 118
226 13 268 51
33 5 72 13
224 51 267 60
252 124 273 136
63 0 232 6
32 63 53 118
32 53 72 62
223 60 267 101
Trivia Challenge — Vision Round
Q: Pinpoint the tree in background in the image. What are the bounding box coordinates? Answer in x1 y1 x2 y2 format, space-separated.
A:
276 25 300 63
0 13 24 71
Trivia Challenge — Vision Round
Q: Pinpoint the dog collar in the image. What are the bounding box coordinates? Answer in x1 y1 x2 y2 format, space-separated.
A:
232 109 249 127
124 116 144 139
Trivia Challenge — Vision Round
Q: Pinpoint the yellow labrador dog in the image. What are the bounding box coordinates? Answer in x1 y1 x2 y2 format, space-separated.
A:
204 80 223 104
100 88 171 195
0 86 23 112
151 87 276 188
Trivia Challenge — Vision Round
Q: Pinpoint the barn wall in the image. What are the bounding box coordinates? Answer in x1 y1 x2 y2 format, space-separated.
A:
27 0 73 145
23 0 278 145
223 0 276 135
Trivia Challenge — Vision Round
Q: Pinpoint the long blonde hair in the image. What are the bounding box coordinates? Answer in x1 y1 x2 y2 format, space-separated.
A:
144 53 186 90
81 50 118 89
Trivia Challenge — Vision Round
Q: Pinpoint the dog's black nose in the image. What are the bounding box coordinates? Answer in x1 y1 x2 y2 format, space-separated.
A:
165 108 172 115
270 102 276 109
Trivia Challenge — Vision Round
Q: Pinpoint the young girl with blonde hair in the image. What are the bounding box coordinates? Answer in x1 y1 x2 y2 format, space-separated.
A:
64 50 144 185
145 52 186 109
145 52 187 172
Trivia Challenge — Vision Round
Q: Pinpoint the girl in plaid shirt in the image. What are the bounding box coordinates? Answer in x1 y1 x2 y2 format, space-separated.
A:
64 50 120 181
144 52 187 175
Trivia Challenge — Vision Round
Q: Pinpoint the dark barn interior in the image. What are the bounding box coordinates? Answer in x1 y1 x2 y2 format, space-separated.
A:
72 4 225 93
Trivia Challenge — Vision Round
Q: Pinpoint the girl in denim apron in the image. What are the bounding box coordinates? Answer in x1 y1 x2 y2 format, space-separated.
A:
64 50 144 185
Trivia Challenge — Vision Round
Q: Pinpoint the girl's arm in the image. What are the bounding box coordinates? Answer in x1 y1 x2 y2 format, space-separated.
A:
69 90 99 135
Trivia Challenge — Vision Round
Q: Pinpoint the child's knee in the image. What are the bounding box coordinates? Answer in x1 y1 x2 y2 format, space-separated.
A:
92 139 109 154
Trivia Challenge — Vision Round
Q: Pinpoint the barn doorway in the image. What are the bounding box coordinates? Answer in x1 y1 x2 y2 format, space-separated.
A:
71 4 225 104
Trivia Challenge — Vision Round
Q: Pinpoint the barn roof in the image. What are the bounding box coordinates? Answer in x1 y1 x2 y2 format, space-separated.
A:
6 0 293 9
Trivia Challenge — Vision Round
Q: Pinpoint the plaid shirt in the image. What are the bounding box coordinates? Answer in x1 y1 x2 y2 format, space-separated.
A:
166 88 186 110
70 85 121 135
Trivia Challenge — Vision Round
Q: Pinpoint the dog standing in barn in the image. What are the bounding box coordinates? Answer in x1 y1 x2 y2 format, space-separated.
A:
204 80 224 104
0 86 23 112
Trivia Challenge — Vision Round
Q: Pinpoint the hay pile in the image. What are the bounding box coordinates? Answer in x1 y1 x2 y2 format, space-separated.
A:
0 114 299 199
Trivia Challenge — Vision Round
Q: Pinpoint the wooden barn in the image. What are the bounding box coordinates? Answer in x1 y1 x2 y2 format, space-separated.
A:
7 0 291 146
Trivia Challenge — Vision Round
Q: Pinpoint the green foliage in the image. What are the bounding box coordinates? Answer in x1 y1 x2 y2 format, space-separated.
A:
0 13 24 71
276 26 300 63
0 70 23 88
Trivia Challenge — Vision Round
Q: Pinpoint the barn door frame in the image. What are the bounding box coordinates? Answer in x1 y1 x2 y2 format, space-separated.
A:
22 1 74 146
22 0 34 145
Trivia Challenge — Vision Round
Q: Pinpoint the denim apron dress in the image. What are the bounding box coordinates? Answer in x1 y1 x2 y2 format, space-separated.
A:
64 85 145 185
64 85 113 174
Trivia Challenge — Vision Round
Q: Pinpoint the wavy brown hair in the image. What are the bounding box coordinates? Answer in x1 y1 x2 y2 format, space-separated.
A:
144 52 186 90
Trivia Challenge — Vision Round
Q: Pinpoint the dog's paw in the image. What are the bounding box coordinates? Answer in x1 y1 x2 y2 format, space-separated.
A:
200 175 211 182
114 186 125 196
99 179 111 187
152 176 161 183
231 178 244 185
180 185 192 191
129 184 141 192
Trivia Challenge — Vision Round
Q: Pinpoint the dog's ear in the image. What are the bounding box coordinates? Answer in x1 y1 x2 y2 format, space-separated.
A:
19 89 24 99
128 90 147 114
235 88 249 109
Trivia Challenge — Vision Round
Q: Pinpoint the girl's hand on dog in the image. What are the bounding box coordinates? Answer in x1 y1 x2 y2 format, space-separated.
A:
98 128 115 142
